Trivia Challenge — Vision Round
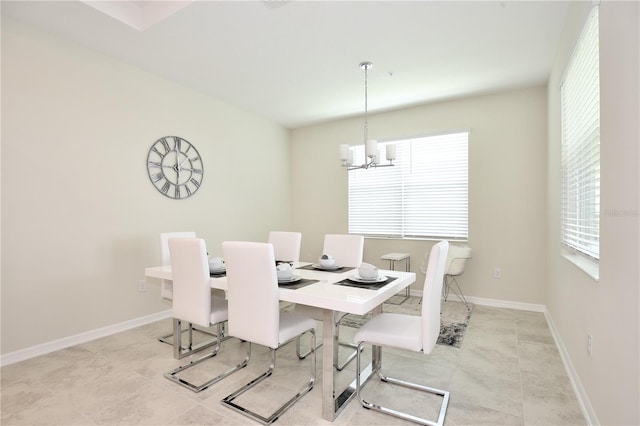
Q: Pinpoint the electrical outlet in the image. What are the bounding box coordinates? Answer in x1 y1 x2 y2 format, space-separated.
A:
587 333 593 357
138 279 147 292
493 267 502 279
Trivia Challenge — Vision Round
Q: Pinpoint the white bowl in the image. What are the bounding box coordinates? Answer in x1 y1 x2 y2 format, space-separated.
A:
276 263 293 280
358 263 378 279
319 254 335 268
208 257 225 271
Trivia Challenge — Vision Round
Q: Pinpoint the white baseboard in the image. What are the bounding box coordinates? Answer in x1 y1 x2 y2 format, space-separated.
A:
464 295 546 312
408 289 546 312
0 309 172 367
545 310 599 426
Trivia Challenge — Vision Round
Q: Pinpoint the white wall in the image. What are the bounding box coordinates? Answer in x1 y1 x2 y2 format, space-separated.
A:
546 1 639 425
291 86 548 305
1 18 291 354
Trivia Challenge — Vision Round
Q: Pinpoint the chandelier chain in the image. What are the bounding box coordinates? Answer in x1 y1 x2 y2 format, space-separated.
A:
360 61 372 144
364 63 368 143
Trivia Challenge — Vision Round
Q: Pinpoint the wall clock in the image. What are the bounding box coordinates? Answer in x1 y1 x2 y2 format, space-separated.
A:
146 136 204 199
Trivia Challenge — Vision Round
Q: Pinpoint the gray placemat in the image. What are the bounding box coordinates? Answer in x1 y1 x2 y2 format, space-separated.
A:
297 264 356 273
333 276 395 290
278 278 319 290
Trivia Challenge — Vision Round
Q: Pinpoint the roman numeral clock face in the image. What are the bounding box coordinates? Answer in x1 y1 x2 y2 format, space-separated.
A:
146 136 204 199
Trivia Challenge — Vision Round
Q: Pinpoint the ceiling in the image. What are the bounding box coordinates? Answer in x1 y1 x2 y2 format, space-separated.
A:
1 0 571 128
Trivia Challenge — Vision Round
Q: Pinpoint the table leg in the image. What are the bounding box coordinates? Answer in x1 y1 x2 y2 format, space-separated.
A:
321 309 341 420
320 306 383 422
370 304 383 370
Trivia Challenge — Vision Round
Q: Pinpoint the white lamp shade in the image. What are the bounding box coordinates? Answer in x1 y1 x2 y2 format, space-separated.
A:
386 144 396 160
339 144 350 161
365 139 378 159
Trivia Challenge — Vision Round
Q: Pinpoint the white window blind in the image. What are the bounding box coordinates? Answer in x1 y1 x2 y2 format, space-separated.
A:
348 131 468 240
561 6 600 261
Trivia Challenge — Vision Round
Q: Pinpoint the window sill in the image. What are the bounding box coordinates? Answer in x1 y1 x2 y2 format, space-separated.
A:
362 235 469 243
562 250 599 282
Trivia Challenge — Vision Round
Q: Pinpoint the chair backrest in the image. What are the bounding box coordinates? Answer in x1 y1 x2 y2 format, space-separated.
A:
168 237 212 328
159 231 196 300
322 234 364 267
421 240 449 354
160 231 196 265
223 241 280 348
268 231 302 262
445 245 472 276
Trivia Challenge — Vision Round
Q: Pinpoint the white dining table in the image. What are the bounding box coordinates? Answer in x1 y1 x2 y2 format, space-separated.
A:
144 262 415 422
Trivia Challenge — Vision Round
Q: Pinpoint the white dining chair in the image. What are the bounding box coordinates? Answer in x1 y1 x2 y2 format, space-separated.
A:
443 244 472 310
164 237 248 392
268 231 302 262
222 241 316 425
295 233 364 370
160 232 195 299
158 231 196 345
353 240 450 426
321 233 365 267
159 232 224 346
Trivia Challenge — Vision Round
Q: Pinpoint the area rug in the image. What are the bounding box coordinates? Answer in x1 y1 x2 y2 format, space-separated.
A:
339 297 473 348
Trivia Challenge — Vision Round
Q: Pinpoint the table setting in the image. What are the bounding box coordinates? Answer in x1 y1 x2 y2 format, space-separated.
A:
296 254 356 273
277 262 319 289
208 256 227 277
333 262 395 290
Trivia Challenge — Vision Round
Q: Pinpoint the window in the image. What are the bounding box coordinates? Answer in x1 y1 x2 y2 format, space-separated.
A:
348 131 468 240
561 6 600 262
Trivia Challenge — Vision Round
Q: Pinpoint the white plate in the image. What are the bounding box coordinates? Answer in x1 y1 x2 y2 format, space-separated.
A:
347 274 387 283
278 275 302 284
312 263 342 271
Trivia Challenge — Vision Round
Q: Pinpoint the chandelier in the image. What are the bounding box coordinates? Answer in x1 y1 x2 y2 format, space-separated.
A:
340 61 395 170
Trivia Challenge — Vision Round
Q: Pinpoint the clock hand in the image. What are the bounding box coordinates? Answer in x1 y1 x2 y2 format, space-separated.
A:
180 167 203 174
179 154 191 167
174 147 181 182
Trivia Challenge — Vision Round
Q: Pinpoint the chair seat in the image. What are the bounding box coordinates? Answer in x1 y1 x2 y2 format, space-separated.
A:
210 296 229 325
279 311 316 345
354 313 422 352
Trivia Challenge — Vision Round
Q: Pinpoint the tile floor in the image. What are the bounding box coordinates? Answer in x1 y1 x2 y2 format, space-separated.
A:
1 302 586 425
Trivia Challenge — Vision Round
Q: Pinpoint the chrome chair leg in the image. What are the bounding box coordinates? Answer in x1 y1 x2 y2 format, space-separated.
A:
164 323 250 393
296 334 323 359
222 330 316 425
168 319 232 359
171 319 215 360
443 275 470 310
335 341 361 371
333 320 362 371
297 319 360 371
355 342 450 426
159 322 226 346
